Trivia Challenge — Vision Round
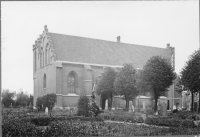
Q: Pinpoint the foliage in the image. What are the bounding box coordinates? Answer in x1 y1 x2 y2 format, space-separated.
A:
77 95 90 117
100 111 144 123
15 91 29 107
114 64 139 110
36 96 43 111
137 56 176 112
96 67 117 109
2 89 15 107
168 110 199 119
181 49 200 111
89 101 101 117
145 117 195 128
2 107 200 136
36 93 57 111
175 75 184 95
77 95 101 117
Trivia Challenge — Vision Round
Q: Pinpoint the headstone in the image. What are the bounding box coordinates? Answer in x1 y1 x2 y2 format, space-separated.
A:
162 102 167 116
132 105 135 112
129 101 133 112
173 105 176 110
105 99 108 110
45 107 48 115
142 101 146 110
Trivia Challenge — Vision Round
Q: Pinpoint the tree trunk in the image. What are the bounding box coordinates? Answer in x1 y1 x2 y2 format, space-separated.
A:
126 99 129 111
198 92 200 113
191 92 194 111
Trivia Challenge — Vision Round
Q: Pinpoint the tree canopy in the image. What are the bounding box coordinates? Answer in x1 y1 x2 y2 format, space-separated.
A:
16 91 29 107
114 64 139 110
181 49 200 111
96 67 117 109
2 89 15 107
36 93 56 111
137 56 176 112
96 68 117 99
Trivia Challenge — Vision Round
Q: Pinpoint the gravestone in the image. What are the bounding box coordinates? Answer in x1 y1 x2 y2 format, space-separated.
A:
132 105 135 112
162 102 167 116
105 99 108 110
142 101 146 110
45 107 48 115
129 101 133 112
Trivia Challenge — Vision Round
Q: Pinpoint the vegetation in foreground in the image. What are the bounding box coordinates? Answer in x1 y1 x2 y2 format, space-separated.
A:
2 104 200 137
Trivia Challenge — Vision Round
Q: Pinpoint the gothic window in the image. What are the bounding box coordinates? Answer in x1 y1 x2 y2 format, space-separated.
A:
43 74 46 89
35 51 37 71
48 47 51 64
45 48 48 65
67 73 76 93
43 51 45 66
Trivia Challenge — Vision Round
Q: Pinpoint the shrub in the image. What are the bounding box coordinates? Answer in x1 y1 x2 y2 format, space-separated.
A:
180 119 195 128
168 110 199 120
89 101 101 117
145 117 195 128
187 114 200 121
77 95 90 117
31 117 51 126
100 111 144 123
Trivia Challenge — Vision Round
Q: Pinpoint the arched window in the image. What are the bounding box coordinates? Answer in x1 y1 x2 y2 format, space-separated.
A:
43 74 46 89
45 48 48 65
67 73 76 93
43 51 45 66
48 47 51 64
35 51 37 71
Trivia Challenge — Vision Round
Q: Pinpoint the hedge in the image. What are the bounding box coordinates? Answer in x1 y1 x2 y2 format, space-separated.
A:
145 117 195 128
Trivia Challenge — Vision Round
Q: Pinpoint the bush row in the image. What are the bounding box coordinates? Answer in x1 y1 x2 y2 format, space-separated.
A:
100 111 144 123
30 116 103 126
4 119 200 137
145 117 195 128
168 110 200 120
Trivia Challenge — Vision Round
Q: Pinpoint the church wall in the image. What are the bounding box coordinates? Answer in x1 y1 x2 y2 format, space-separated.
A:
33 63 56 106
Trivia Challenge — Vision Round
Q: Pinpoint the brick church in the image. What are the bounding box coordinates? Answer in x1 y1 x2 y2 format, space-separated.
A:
33 25 180 110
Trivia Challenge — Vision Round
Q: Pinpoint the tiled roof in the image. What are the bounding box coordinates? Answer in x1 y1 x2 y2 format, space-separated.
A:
48 32 171 68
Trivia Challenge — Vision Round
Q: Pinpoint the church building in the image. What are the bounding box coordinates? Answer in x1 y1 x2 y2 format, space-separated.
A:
33 25 180 110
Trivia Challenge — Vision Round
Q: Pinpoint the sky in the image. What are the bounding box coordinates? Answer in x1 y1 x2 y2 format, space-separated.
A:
2 1 199 95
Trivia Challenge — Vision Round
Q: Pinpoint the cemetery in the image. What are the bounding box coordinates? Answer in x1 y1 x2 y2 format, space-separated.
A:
2 94 200 136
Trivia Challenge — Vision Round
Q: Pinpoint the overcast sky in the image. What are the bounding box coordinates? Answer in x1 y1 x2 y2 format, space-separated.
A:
2 1 199 95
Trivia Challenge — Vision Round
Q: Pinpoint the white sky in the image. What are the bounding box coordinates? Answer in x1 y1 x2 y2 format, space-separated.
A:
2 1 199 95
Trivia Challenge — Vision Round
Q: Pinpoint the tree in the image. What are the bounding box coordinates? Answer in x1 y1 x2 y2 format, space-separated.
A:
36 93 56 111
137 56 176 113
96 68 117 110
175 75 184 95
36 96 43 111
16 91 29 107
1 89 15 107
114 64 139 111
181 50 200 112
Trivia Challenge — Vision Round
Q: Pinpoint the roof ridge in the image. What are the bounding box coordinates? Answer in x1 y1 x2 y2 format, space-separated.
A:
48 32 167 50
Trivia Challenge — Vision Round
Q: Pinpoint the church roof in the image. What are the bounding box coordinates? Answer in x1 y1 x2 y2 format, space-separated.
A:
48 32 172 68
